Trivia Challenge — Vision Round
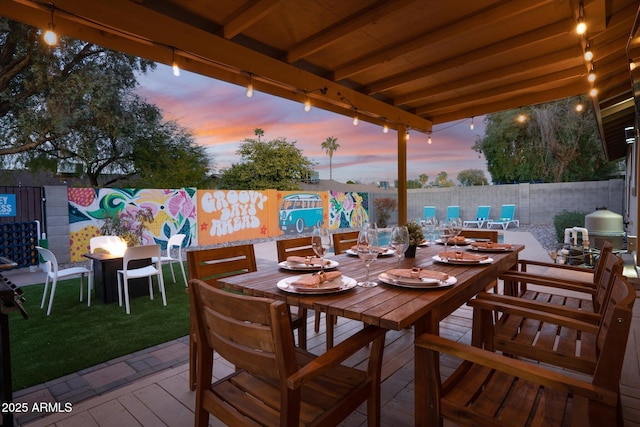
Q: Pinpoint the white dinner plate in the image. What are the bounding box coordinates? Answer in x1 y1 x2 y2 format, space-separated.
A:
346 248 395 257
378 272 456 289
435 239 474 246
469 245 513 252
278 259 339 271
277 274 357 294
432 255 494 265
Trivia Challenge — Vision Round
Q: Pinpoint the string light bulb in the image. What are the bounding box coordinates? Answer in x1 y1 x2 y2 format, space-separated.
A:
352 110 358 126
576 2 586 34
517 112 527 123
171 49 180 77
584 44 594 61
589 87 598 97
406 130 410 140
246 73 254 98
427 133 432 144
630 60 636 72
575 102 584 112
43 4 57 46
470 117 475 130
383 124 389 134
303 96 311 112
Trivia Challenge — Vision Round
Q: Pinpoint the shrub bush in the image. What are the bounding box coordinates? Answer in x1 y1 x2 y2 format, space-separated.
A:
553 209 588 243
373 197 397 228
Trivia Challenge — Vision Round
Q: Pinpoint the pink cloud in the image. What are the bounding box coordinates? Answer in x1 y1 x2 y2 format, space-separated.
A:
136 65 489 184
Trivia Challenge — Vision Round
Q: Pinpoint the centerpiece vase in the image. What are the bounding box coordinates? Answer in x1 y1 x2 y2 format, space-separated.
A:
405 245 417 258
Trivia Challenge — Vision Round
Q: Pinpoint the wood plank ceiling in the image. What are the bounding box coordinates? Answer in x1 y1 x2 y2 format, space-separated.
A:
1 0 638 160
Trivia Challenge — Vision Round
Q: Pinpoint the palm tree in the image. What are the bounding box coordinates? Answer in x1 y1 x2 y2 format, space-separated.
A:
321 136 340 180
254 128 264 142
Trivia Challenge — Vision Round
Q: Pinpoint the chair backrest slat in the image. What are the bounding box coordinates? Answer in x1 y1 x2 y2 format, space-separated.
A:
191 279 291 380
460 229 499 243
332 231 360 255
187 244 257 286
593 247 621 314
276 237 315 262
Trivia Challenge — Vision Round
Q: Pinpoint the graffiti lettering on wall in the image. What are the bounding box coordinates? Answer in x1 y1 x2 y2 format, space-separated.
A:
329 191 369 229
67 188 197 262
200 190 268 238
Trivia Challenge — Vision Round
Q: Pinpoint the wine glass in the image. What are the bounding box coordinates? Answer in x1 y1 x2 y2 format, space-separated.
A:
437 222 454 251
356 226 379 287
389 226 410 267
311 226 331 273
450 218 463 248
423 217 438 245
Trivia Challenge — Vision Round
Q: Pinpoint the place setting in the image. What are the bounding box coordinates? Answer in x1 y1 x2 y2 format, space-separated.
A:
278 255 339 271
378 267 457 289
433 250 493 265
469 241 514 252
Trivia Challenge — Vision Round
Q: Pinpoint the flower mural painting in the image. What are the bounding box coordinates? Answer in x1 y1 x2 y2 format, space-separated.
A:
68 188 197 262
329 191 369 229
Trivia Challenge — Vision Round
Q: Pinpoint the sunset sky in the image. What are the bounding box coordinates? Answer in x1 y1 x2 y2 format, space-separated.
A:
135 65 489 185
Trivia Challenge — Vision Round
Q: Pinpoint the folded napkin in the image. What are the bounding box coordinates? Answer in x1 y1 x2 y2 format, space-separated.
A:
438 251 489 262
291 271 343 288
470 242 513 250
286 256 330 267
387 268 449 282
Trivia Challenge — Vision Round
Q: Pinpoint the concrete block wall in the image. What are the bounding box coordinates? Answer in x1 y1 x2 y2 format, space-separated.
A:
402 179 624 225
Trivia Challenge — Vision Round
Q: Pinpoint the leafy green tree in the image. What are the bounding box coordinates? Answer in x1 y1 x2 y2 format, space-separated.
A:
435 171 454 187
321 136 340 180
1 17 211 188
219 135 315 190
473 96 619 183
457 169 488 186
0 18 154 158
407 179 422 189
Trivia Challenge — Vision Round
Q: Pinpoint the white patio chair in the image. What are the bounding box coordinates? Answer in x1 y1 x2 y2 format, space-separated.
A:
151 234 187 286
117 244 166 314
37 246 91 316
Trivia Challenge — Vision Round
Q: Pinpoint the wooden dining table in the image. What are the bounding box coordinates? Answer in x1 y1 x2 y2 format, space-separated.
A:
217 242 524 426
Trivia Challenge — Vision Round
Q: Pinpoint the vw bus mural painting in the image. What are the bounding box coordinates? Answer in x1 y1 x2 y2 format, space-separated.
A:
279 193 323 233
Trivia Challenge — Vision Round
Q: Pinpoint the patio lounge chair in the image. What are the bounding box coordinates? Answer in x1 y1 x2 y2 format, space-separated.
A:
462 205 491 228
445 205 460 222
486 204 519 229
423 206 436 220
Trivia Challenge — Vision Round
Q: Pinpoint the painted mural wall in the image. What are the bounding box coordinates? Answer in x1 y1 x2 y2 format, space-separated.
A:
68 188 197 262
67 188 369 262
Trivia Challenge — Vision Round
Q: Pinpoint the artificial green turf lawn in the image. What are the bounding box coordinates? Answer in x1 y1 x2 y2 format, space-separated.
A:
7 264 190 391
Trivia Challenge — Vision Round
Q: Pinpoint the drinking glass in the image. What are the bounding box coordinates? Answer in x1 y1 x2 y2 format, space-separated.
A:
450 218 463 248
356 226 379 287
423 217 438 244
437 222 454 251
389 225 410 267
311 226 331 273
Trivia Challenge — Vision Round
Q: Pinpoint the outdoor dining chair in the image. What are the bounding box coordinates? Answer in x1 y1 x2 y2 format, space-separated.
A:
37 246 91 316
190 278 387 427
151 233 187 286
186 244 308 390
332 230 359 254
415 270 635 426
116 244 166 315
276 236 335 343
